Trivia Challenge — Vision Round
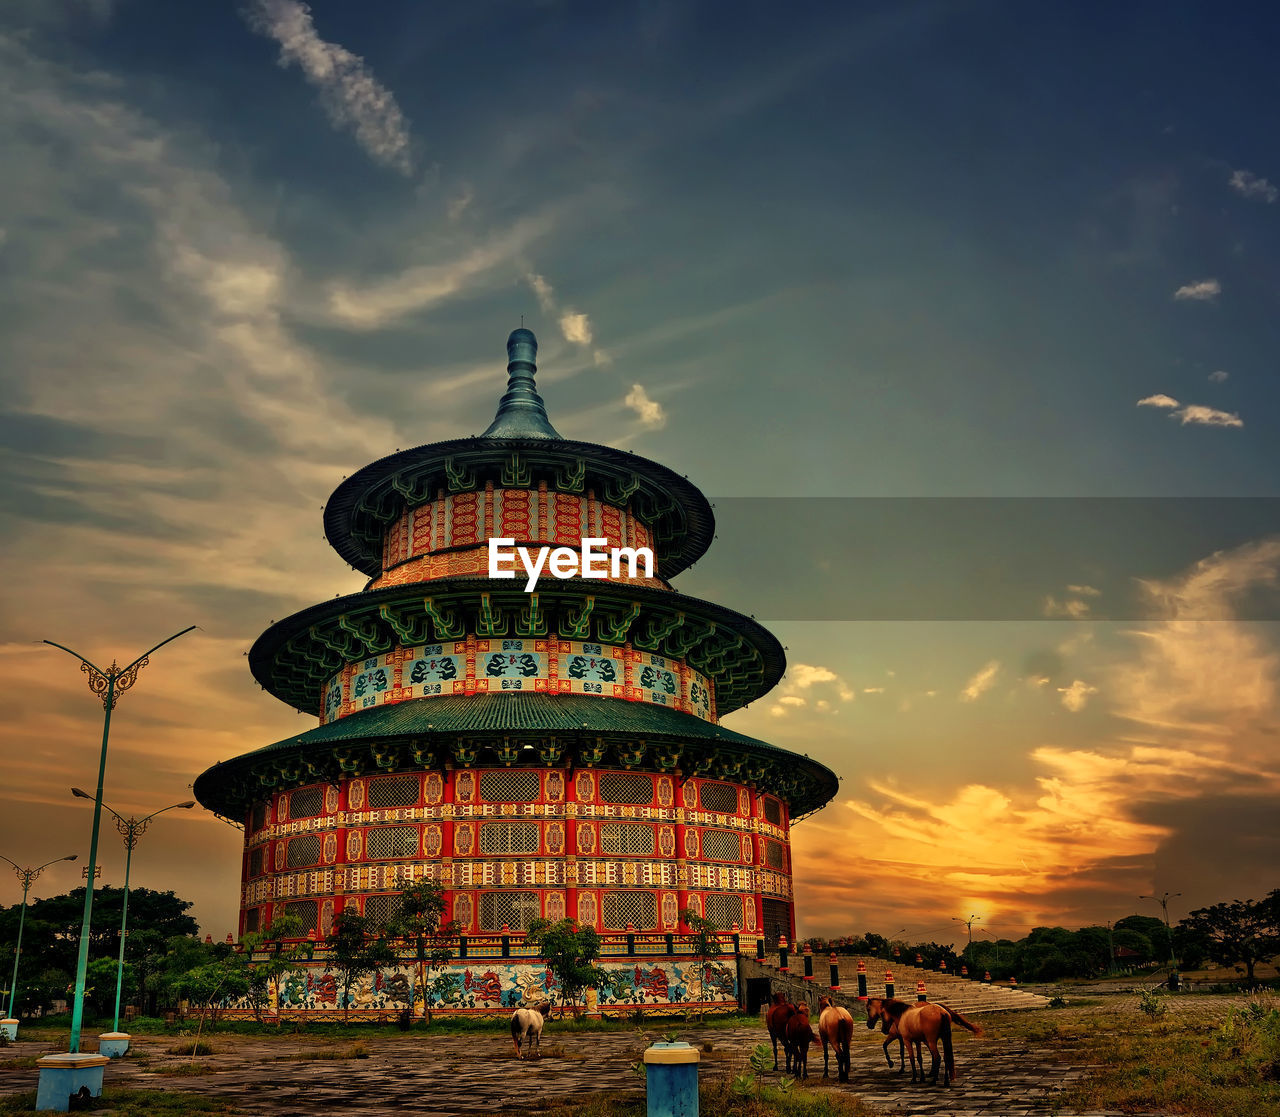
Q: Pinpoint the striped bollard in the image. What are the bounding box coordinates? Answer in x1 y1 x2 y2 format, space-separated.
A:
939 958 948 973
1009 976 1018 988
961 965 969 978
885 971 894 999
829 953 840 992
983 971 991 984
803 944 814 982
856 959 867 1001
778 935 789 974
916 979 927 1002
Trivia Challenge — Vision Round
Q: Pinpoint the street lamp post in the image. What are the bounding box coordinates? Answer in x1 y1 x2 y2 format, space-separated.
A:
1 854 77 1037
44 626 195 1054
70 790 194 1047
1139 891 1182 988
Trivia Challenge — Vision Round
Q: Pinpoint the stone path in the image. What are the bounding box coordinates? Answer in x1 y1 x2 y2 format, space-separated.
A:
7 994 1266 1116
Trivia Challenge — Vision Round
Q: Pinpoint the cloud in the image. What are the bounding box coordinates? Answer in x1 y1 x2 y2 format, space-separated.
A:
1138 394 1242 428
522 271 609 365
1043 595 1092 619
243 0 413 175
767 662 854 716
624 383 666 429
446 186 474 222
1067 584 1101 596
1174 404 1242 428
1057 679 1098 712
1208 370 1229 383
1172 278 1221 301
960 660 1000 701
1228 169 1278 203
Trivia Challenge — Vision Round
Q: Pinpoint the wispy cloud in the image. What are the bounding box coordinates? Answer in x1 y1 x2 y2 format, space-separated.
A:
767 663 855 717
523 271 610 366
1229 169 1278 203
1174 404 1242 428
243 0 413 175
1173 278 1221 301
624 383 666 429
1208 369 1229 383
960 660 1000 702
1043 595 1092 618
1137 395 1242 428
1057 679 1098 712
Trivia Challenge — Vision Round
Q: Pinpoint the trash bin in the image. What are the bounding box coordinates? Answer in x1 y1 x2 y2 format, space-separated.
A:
644 1041 699 1117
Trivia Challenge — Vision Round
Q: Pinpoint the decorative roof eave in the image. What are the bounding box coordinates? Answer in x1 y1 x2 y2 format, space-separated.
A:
249 578 784 717
192 694 840 820
322 436 715 580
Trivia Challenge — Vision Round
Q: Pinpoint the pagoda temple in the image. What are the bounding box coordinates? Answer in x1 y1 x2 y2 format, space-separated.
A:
193 329 838 1016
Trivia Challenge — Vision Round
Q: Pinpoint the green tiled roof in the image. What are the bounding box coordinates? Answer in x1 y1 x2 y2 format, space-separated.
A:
194 693 839 820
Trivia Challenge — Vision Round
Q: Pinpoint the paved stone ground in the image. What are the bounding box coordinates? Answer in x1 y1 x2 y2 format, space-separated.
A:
1 993 1268 1116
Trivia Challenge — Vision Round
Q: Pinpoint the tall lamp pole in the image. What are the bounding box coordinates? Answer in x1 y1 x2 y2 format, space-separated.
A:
70 791 195 1033
1 854 77 1022
1139 891 1182 982
44 626 195 1053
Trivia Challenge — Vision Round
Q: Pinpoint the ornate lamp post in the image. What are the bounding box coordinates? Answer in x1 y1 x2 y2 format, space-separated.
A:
1 853 77 1037
70 790 194 1051
43 626 195 1055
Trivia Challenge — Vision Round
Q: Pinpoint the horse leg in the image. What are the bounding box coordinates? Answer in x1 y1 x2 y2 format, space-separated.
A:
771 1032 779 1071
926 1035 940 1085
821 1034 830 1077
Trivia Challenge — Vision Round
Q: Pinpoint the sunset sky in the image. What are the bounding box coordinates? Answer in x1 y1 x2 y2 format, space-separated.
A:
1 0 1278 947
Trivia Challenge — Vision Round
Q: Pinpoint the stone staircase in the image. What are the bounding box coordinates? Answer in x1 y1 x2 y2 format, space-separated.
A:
765 954 1050 1013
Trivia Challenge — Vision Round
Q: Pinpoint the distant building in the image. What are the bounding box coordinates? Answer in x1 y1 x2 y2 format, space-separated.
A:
194 329 837 1016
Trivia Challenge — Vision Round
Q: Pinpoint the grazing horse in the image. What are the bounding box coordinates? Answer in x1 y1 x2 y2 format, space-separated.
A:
817 996 855 1082
510 1001 552 1059
785 1004 819 1079
864 997 981 1086
766 992 798 1072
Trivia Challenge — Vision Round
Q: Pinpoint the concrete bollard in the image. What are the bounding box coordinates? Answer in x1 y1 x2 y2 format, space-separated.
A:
829 953 840 992
803 945 814 982
645 1041 699 1117
916 980 927 1002
35 1053 110 1112
856 959 867 1001
885 971 894 999
97 1032 130 1058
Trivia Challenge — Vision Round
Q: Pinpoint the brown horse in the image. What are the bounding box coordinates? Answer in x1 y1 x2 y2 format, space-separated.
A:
785 1004 819 1079
766 992 798 1072
864 996 912 1071
817 996 855 1082
865 997 982 1086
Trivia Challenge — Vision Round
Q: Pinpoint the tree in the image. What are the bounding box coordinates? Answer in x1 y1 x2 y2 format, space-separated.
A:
681 907 725 1023
1178 898 1280 983
238 911 306 1022
524 918 613 1018
389 880 458 1025
325 910 396 1022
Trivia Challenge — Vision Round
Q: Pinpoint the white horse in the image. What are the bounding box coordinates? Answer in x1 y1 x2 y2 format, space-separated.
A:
510 1001 552 1059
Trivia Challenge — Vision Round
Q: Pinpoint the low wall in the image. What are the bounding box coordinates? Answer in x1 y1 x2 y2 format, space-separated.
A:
737 955 865 1017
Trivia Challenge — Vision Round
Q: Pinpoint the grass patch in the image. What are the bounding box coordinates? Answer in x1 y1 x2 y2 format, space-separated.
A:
273 1041 372 1061
0 1087 240 1114
165 1039 215 1056
0 1056 40 1070
534 1077 881 1116
996 997 1280 1117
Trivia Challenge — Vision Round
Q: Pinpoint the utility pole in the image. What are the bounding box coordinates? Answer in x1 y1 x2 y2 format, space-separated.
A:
1139 891 1182 989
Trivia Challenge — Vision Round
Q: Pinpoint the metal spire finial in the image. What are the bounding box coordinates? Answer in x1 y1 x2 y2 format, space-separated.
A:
481 328 562 439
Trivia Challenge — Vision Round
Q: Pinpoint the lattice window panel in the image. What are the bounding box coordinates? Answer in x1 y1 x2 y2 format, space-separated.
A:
764 839 787 871
479 822 540 855
698 782 738 813
763 797 783 826
367 775 420 809
478 891 542 931
247 848 265 878
699 829 742 862
601 891 658 930
363 893 404 929
244 908 261 934
284 900 318 935
704 893 744 930
249 802 269 833
479 770 541 803
289 786 324 819
598 772 653 805
600 823 656 856
286 834 321 869
762 899 791 949
365 825 420 860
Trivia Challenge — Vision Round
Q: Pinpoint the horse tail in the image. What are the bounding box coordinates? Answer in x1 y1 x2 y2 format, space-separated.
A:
941 1004 984 1036
940 1014 955 1084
